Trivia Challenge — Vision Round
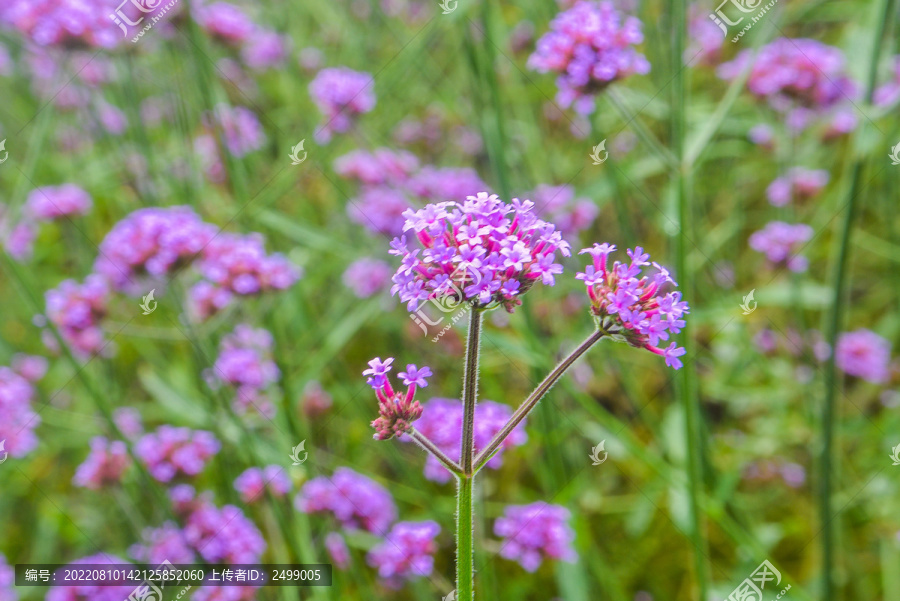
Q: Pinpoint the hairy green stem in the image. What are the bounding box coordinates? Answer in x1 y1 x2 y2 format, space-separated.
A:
457 475 475 601
461 308 483 475
473 329 604 474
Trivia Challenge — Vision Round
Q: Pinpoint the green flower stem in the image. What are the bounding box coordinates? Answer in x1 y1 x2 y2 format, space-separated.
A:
473 329 605 474
456 474 475 601
461 308 483 476
409 427 464 477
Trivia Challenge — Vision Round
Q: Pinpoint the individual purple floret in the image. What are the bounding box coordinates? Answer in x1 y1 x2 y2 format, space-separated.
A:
196 2 256 44
295 467 397 534
528 1 650 114
343 258 392 298
129 521 196 565
748 221 813 272
577 244 689 369
241 30 288 71
0 553 14 601
234 465 291 503
391 192 571 314
401 398 527 483
94 206 216 293
45 274 110 357
836 329 891 384
0 363 42 460
45 555 134 601
309 67 376 143
24 184 92 220
325 532 351 570
1 0 122 49
493 502 577 572
72 437 131 489
334 148 420 187
765 168 829 207
134 426 221 482
204 104 267 157
363 357 431 440
211 324 281 417
367 520 440 587
528 184 598 238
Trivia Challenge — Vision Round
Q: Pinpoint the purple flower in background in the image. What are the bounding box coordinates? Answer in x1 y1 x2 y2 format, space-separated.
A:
684 4 723 66
186 281 233 322
24 184 92 220
0 364 42 460
765 168 829 207
129 522 196 565
836 329 891 384
11 354 47 383
295 467 397 534
211 324 280 415
241 30 288 70
748 124 775 149
94 206 216 293
45 555 133 601
113 407 144 439
346 186 412 237
309 67 376 143
135 426 221 482
391 192 570 314
494 502 577 572
577 244 689 369
196 2 256 44
1 0 122 49
343 258 392 298
402 398 527 483
205 104 266 157
325 532 351 570
528 184 598 238
874 56 900 107
72 437 131 489
335 149 420 187
234 465 291 504
748 221 814 272
364 356 429 440
0 553 15 601
405 167 488 201
184 502 267 564
528 1 650 114
367 521 440 587
45 274 110 357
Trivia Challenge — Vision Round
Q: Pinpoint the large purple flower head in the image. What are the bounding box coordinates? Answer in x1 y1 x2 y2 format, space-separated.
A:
295 467 397 534
134 426 221 482
528 1 650 114
363 357 431 440
577 244 689 369
367 520 440 587
748 221 813 272
1 0 122 49
401 398 527 483
836 329 891 384
494 502 577 572
72 436 131 489
390 192 571 314
309 67 376 143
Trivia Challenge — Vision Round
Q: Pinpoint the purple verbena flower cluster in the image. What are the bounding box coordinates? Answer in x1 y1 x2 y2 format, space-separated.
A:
367 521 440 587
211 325 281 418
130 521 196 565
0 0 122 49
684 4 724 66
134 426 221 482
836 329 892 384
391 192 571 314
766 168 829 207
72 436 131 489
528 1 650 114
401 397 527 483
234 465 291 504
363 357 431 440
528 184 598 238
577 244 689 369
45 274 110 357
295 467 397 534
113 407 144 439
325 532 351 570
0 357 44 460
748 221 813 272
196 232 300 298
494 502 577 572
343 257 393 298
309 67 376 143
195 2 256 44
24 184 92 220
205 104 267 157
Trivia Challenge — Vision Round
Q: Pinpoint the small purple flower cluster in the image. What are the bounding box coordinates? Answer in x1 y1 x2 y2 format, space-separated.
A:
295 467 398 534
528 1 650 114
211 325 281 418
577 244 689 369
718 38 857 132
72 436 131 489
325 532 351 569
367 520 441 587
343 257 393 298
309 67 376 143
113 407 144 439
130 521 196 565
748 221 813 273
24 184 92 220
134 426 221 482
527 184 598 238
196 232 299 299
0 0 122 48
45 555 134 601
391 192 571 314
45 274 110 357
335 148 420 187
241 30 289 71
363 357 431 440
766 168 829 207
836 329 892 384
494 502 577 572
204 104 267 157
684 4 724 66
0 357 45 460
402 397 527 483
195 2 256 44
234 465 291 504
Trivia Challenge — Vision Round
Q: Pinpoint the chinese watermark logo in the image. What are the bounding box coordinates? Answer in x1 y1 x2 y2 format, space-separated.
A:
890 443 900 466
0 139 8 164
727 559 790 601
709 0 778 43
110 0 180 43
140 289 157 315
438 0 458 14
290 140 307 165
0 440 8 464
740 289 757 315
889 142 900 166
290 441 308 465
408 265 478 342
589 140 608 165
589 440 608 465
442 590 457 601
